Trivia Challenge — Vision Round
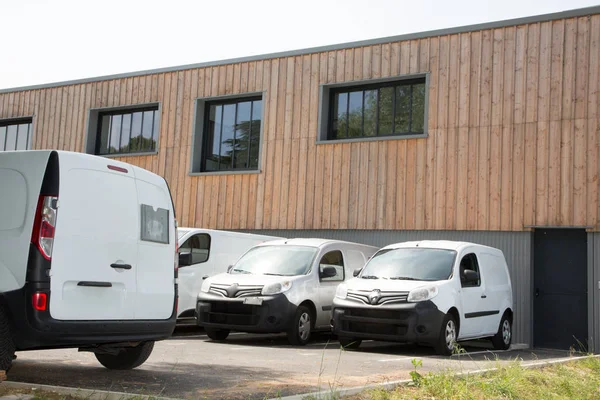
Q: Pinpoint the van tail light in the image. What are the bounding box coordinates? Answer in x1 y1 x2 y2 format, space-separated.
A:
32 292 48 311
32 195 59 260
174 220 179 277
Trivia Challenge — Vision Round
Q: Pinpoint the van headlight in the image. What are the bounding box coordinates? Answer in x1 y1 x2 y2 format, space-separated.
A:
335 284 348 299
200 280 211 293
262 281 292 295
407 286 439 302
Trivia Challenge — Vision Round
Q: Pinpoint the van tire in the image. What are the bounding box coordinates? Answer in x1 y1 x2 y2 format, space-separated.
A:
0 305 16 372
205 328 230 341
491 314 512 351
287 305 312 346
94 341 154 370
434 313 457 356
339 337 362 350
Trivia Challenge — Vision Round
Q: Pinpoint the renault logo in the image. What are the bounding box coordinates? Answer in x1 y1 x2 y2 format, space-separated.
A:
226 283 239 298
368 289 381 305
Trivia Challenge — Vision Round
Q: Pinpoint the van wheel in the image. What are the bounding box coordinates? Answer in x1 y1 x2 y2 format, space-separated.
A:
434 314 457 356
0 305 16 372
339 337 362 350
491 314 512 350
95 341 154 370
206 328 230 341
287 305 312 346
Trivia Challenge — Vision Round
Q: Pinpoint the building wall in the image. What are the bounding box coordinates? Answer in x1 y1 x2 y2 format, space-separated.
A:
242 229 533 345
0 13 599 232
590 232 600 352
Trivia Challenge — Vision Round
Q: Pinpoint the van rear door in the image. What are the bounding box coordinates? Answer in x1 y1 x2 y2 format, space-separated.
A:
50 153 138 320
132 166 176 320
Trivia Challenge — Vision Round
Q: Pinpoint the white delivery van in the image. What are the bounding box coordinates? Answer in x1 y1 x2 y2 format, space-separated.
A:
176 228 282 322
0 150 177 372
332 241 513 355
196 239 378 345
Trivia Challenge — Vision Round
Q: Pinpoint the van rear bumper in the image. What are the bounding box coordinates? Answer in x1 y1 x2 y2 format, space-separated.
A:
331 300 445 344
1 284 177 351
196 293 296 333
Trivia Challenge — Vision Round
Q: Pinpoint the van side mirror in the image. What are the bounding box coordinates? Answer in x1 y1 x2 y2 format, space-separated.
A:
463 269 479 284
353 268 362 277
227 265 234 273
179 252 192 267
320 266 337 279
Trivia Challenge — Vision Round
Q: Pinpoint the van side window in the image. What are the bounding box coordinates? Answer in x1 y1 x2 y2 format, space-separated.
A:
179 234 211 264
319 251 344 282
459 253 481 288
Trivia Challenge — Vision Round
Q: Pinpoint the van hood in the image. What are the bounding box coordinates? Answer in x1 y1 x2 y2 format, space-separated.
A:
205 272 303 287
344 277 440 292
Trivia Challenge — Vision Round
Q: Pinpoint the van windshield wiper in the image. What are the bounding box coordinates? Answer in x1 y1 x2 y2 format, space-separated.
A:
263 273 284 276
361 275 380 279
232 269 251 274
389 276 421 281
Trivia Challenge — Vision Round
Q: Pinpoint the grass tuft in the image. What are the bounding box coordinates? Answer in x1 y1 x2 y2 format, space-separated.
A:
352 355 600 400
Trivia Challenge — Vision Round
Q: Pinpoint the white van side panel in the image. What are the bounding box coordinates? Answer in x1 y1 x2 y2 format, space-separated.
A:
50 154 139 320
0 151 52 292
132 168 176 320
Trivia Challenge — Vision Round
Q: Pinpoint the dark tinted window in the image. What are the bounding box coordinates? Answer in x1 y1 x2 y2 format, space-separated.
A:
179 233 211 264
459 253 481 288
319 250 345 282
0 119 32 151
330 78 426 140
203 97 262 172
359 248 456 281
96 107 159 155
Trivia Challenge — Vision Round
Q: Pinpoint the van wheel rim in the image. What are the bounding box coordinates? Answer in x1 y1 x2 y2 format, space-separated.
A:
298 313 310 341
445 320 456 350
502 320 511 345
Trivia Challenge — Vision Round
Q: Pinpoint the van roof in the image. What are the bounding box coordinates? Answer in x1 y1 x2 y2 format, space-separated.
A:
257 238 375 249
177 227 282 239
382 240 501 253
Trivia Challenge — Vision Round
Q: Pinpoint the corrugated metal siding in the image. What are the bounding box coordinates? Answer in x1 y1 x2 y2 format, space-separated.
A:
240 229 532 345
591 233 600 353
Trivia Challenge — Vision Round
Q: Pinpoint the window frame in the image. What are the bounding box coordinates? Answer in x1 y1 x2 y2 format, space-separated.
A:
317 73 429 144
0 117 33 152
85 103 161 158
318 250 345 282
190 92 265 176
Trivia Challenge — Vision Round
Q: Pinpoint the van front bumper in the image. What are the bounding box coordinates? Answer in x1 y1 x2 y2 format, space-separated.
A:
2 283 177 351
331 299 445 345
196 292 296 333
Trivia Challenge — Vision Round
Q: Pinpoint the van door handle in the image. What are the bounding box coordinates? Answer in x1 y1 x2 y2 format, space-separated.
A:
78 281 112 288
111 263 132 270
481 294 487 298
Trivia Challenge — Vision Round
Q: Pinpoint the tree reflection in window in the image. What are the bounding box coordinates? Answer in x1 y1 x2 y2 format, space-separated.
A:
331 79 425 140
204 98 261 172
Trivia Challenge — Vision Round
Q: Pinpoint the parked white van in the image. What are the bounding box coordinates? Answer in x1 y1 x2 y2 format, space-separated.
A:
331 241 513 355
176 228 282 322
196 239 378 345
0 150 177 372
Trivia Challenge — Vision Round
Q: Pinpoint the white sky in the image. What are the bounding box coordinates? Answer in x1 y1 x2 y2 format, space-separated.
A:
1 0 599 90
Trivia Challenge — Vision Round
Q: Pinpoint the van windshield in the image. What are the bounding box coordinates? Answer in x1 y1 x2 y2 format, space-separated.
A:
230 245 318 276
359 248 456 281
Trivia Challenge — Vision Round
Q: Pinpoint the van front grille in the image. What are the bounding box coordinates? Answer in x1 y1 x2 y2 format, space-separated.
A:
347 290 409 305
201 301 259 326
338 308 410 337
209 284 263 298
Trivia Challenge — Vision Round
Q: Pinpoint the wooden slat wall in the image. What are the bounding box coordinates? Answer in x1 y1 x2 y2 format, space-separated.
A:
1 14 599 232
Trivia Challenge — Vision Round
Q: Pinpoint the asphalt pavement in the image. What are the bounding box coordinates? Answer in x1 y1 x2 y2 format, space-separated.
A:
5 328 574 400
